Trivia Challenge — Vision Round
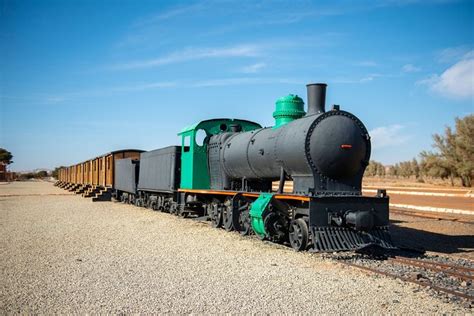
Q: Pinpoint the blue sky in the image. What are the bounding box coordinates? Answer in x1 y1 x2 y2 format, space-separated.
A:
1 0 473 171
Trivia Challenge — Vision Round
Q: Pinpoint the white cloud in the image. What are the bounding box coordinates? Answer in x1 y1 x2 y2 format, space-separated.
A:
111 45 260 70
376 0 460 7
369 124 410 149
402 64 421 73
332 73 384 84
432 58 474 98
436 46 472 63
417 50 474 99
239 62 266 73
135 2 205 26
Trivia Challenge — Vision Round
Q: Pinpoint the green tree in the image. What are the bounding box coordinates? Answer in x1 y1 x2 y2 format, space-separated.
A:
366 161 377 176
453 115 474 186
426 114 474 186
366 161 386 177
411 158 420 179
36 170 48 178
52 167 64 179
376 162 386 176
398 161 412 177
0 148 13 165
432 126 458 185
388 164 399 177
420 151 451 181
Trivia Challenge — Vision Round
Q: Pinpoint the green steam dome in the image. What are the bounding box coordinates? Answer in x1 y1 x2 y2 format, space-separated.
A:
273 94 306 128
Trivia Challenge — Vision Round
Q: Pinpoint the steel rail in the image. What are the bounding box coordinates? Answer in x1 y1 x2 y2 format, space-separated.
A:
389 257 473 281
394 256 474 273
343 261 474 301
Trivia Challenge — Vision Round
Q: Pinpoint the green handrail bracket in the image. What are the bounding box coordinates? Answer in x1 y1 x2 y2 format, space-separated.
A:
249 193 274 238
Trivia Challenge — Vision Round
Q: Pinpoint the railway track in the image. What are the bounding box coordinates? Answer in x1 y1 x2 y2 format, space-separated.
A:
337 254 474 304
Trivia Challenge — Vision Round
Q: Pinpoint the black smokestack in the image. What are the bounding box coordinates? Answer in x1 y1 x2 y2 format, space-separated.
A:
306 83 327 115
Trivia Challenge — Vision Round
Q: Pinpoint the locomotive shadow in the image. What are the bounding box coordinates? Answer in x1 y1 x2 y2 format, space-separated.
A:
389 221 474 255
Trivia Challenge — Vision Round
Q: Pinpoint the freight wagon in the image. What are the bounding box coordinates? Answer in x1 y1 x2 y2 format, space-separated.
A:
56 149 143 201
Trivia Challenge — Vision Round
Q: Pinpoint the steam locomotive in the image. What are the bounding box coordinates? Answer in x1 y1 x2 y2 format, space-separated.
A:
57 83 394 252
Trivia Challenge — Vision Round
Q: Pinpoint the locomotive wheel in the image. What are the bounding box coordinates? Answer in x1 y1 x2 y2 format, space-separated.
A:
264 212 287 244
222 206 233 231
238 208 251 236
289 218 308 251
168 204 176 214
232 201 251 236
210 205 223 228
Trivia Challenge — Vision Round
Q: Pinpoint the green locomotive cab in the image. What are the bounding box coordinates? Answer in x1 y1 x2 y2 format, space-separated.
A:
178 119 261 190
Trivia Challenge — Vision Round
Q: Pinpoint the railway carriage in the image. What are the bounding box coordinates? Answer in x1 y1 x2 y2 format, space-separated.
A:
56 149 144 199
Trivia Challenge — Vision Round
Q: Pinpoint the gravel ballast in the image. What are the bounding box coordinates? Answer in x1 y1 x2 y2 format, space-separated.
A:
0 182 469 313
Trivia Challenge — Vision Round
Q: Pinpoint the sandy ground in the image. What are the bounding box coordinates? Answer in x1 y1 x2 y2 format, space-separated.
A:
365 179 473 211
363 177 471 190
0 182 471 313
364 186 472 194
389 194 473 211
0 180 73 196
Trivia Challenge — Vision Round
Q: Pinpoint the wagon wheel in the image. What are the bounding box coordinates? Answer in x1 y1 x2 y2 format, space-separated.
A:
146 199 152 209
181 209 189 218
210 204 223 228
288 218 308 251
169 204 177 215
222 198 234 231
232 198 251 236
176 205 187 217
